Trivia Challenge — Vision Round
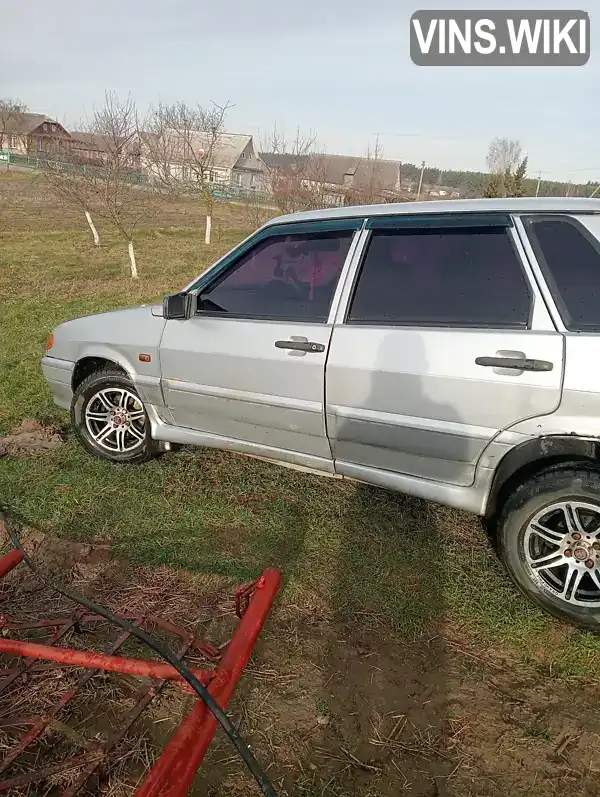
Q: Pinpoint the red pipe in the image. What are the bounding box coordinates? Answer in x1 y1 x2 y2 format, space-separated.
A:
135 568 282 797
0 550 24 579
0 639 214 684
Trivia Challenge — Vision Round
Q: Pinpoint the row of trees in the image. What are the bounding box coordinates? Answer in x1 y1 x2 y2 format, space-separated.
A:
399 154 595 200
2 94 236 277
2 94 408 277
2 94 597 278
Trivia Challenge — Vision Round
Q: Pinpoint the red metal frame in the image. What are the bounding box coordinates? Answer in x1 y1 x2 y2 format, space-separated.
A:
0 548 282 796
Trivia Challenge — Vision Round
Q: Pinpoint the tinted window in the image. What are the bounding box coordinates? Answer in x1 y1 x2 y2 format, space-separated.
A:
348 226 530 327
525 217 600 331
199 230 354 321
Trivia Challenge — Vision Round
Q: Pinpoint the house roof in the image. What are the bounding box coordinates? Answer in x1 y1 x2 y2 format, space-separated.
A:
144 131 253 169
3 112 63 136
352 158 401 191
70 131 140 157
191 132 252 169
267 197 600 226
70 132 112 151
259 151 401 190
259 152 302 172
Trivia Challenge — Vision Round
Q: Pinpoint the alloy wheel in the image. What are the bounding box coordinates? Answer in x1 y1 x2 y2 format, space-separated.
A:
523 501 600 607
84 387 146 454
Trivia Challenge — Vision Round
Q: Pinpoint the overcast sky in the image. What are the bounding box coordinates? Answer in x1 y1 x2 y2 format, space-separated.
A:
2 0 597 181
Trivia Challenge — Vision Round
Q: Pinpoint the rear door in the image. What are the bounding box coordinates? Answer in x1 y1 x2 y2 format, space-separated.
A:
325 214 564 487
159 220 362 471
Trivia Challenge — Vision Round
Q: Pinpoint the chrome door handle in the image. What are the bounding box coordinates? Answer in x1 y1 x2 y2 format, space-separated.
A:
275 339 325 353
475 356 553 372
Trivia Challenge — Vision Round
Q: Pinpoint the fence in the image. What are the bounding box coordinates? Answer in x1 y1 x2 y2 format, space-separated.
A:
183 179 271 203
0 151 273 201
1 150 150 185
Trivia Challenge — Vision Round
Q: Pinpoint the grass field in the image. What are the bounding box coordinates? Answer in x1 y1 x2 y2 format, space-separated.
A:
2 171 600 796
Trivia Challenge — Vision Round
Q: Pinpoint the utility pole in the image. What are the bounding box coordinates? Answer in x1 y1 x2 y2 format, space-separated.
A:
535 173 541 197
590 184 600 198
416 160 425 200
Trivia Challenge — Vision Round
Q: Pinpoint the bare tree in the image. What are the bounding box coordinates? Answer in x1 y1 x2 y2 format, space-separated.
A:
261 125 333 213
0 98 27 163
484 137 530 198
343 136 396 206
44 92 157 277
143 100 232 244
238 190 273 230
486 137 522 175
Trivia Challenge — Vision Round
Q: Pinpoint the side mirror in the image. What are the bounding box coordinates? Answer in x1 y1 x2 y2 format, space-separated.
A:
163 292 195 320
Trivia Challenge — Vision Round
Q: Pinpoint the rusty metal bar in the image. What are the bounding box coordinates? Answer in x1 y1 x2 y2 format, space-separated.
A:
146 616 220 660
0 753 96 791
0 638 215 684
0 625 136 778
0 614 221 659
0 567 282 796
0 549 23 578
61 637 193 797
0 617 80 695
135 568 282 797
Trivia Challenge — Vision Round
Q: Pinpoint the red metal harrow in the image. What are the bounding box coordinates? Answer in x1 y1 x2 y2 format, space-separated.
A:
0 547 281 796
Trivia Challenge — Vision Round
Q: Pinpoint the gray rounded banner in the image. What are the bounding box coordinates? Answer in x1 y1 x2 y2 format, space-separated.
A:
410 9 590 66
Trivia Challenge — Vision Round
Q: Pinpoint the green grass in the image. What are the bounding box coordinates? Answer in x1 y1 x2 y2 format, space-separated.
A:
2 174 600 681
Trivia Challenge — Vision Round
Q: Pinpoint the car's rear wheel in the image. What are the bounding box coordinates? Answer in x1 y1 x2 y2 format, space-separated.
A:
497 465 600 630
71 367 158 464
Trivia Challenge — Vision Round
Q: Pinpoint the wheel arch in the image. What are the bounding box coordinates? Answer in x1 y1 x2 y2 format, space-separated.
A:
485 435 600 520
72 357 129 392
72 349 137 392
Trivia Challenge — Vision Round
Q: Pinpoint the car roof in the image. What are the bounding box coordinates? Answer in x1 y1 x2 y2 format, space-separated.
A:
266 197 600 227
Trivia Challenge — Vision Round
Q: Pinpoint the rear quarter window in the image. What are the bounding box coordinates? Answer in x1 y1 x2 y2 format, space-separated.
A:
524 215 600 332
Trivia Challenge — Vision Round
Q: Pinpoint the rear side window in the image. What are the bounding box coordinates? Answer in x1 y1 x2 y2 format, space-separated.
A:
524 216 600 331
347 226 531 327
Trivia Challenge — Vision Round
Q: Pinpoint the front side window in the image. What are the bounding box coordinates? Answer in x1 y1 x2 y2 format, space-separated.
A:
524 216 600 331
347 225 531 327
198 229 355 322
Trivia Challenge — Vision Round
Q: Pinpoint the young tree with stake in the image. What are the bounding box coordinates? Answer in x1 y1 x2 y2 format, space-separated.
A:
45 93 158 277
143 101 232 245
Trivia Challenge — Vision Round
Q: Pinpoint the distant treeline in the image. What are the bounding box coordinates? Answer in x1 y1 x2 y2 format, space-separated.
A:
399 163 598 198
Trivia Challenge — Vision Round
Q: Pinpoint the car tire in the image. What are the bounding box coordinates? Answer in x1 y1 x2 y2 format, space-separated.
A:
497 465 600 631
71 367 159 464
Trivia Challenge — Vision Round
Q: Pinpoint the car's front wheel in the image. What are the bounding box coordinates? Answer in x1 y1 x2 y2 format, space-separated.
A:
497 465 600 631
71 367 158 464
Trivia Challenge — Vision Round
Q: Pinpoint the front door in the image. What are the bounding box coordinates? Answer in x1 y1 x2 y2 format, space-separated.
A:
326 216 564 486
159 221 361 471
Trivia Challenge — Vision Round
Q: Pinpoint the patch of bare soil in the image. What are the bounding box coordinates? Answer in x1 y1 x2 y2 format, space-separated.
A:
0 419 62 458
209 619 600 797
1 528 600 796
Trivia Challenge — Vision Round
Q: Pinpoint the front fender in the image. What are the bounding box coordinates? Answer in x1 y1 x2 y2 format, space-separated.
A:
72 344 164 408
